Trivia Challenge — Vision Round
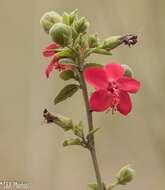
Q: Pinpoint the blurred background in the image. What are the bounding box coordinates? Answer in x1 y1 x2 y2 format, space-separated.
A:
0 0 165 189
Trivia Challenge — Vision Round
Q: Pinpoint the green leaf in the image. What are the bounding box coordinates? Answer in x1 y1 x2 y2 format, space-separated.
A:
54 84 79 105
88 183 99 190
59 58 75 64
59 70 75 81
84 63 103 69
56 49 75 58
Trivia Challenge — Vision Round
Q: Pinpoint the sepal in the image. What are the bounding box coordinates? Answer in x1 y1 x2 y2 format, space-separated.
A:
121 64 133 77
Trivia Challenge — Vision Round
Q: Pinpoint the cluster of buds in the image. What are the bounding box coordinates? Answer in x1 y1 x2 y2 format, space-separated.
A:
40 9 137 53
40 9 89 47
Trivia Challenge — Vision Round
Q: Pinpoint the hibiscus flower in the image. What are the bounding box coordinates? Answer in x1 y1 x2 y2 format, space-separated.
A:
84 63 140 115
43 43 72 78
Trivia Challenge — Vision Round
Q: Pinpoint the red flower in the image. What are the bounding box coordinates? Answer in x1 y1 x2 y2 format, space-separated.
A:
84 63 140 115
43 43 72 78
45 56 72 78
43 43 60 57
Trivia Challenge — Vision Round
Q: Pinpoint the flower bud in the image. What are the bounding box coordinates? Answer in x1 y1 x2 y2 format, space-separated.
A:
121 64 133 77
74 17 90 33
62 12 70 25
43 109 73 131
88 34 99 48
69 9 78 24
100 35 122 51
117 165 135 185
63 138 81 147
40 11 62 33
49 23 72 47
100 34 137 51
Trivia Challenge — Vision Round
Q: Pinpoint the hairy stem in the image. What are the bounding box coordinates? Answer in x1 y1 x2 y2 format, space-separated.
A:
78 69 104 190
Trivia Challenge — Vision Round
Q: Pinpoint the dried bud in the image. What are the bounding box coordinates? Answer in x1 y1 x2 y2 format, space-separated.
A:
121 34 137 46
100 34 137 51
43 109 73 131
88 34 99 48
122 64 133 77
40 11 62 33
117 165 135 185
74 17 90 33
49 23 72 47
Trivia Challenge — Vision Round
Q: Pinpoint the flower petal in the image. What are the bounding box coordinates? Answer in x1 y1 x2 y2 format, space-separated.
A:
50 55 60 64
43 43 60 57
105 63 125 81
117 91 132 115
84 67 108 89
89 90 113 112
118 76 140 93
45 63 54 78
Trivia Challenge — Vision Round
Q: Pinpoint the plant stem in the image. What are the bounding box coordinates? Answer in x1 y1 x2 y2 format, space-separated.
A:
78 69 104 190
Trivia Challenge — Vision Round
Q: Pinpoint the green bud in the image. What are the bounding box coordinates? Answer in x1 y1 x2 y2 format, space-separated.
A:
49 23 72 46
74 17 90 33
117 165 135 185
88 34 99 48
69 9 78 24
53 114 73 131
40 11 62 33
63 138 81 147
62 10 78 25
101 35 122 50
73 121 84 138
122 64 133 77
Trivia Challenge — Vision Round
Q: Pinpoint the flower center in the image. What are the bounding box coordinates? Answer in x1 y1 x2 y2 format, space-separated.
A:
107 81 120 113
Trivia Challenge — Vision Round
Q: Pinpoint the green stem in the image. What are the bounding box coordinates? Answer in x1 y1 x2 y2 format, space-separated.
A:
108 181 118 190
78 69 104 190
